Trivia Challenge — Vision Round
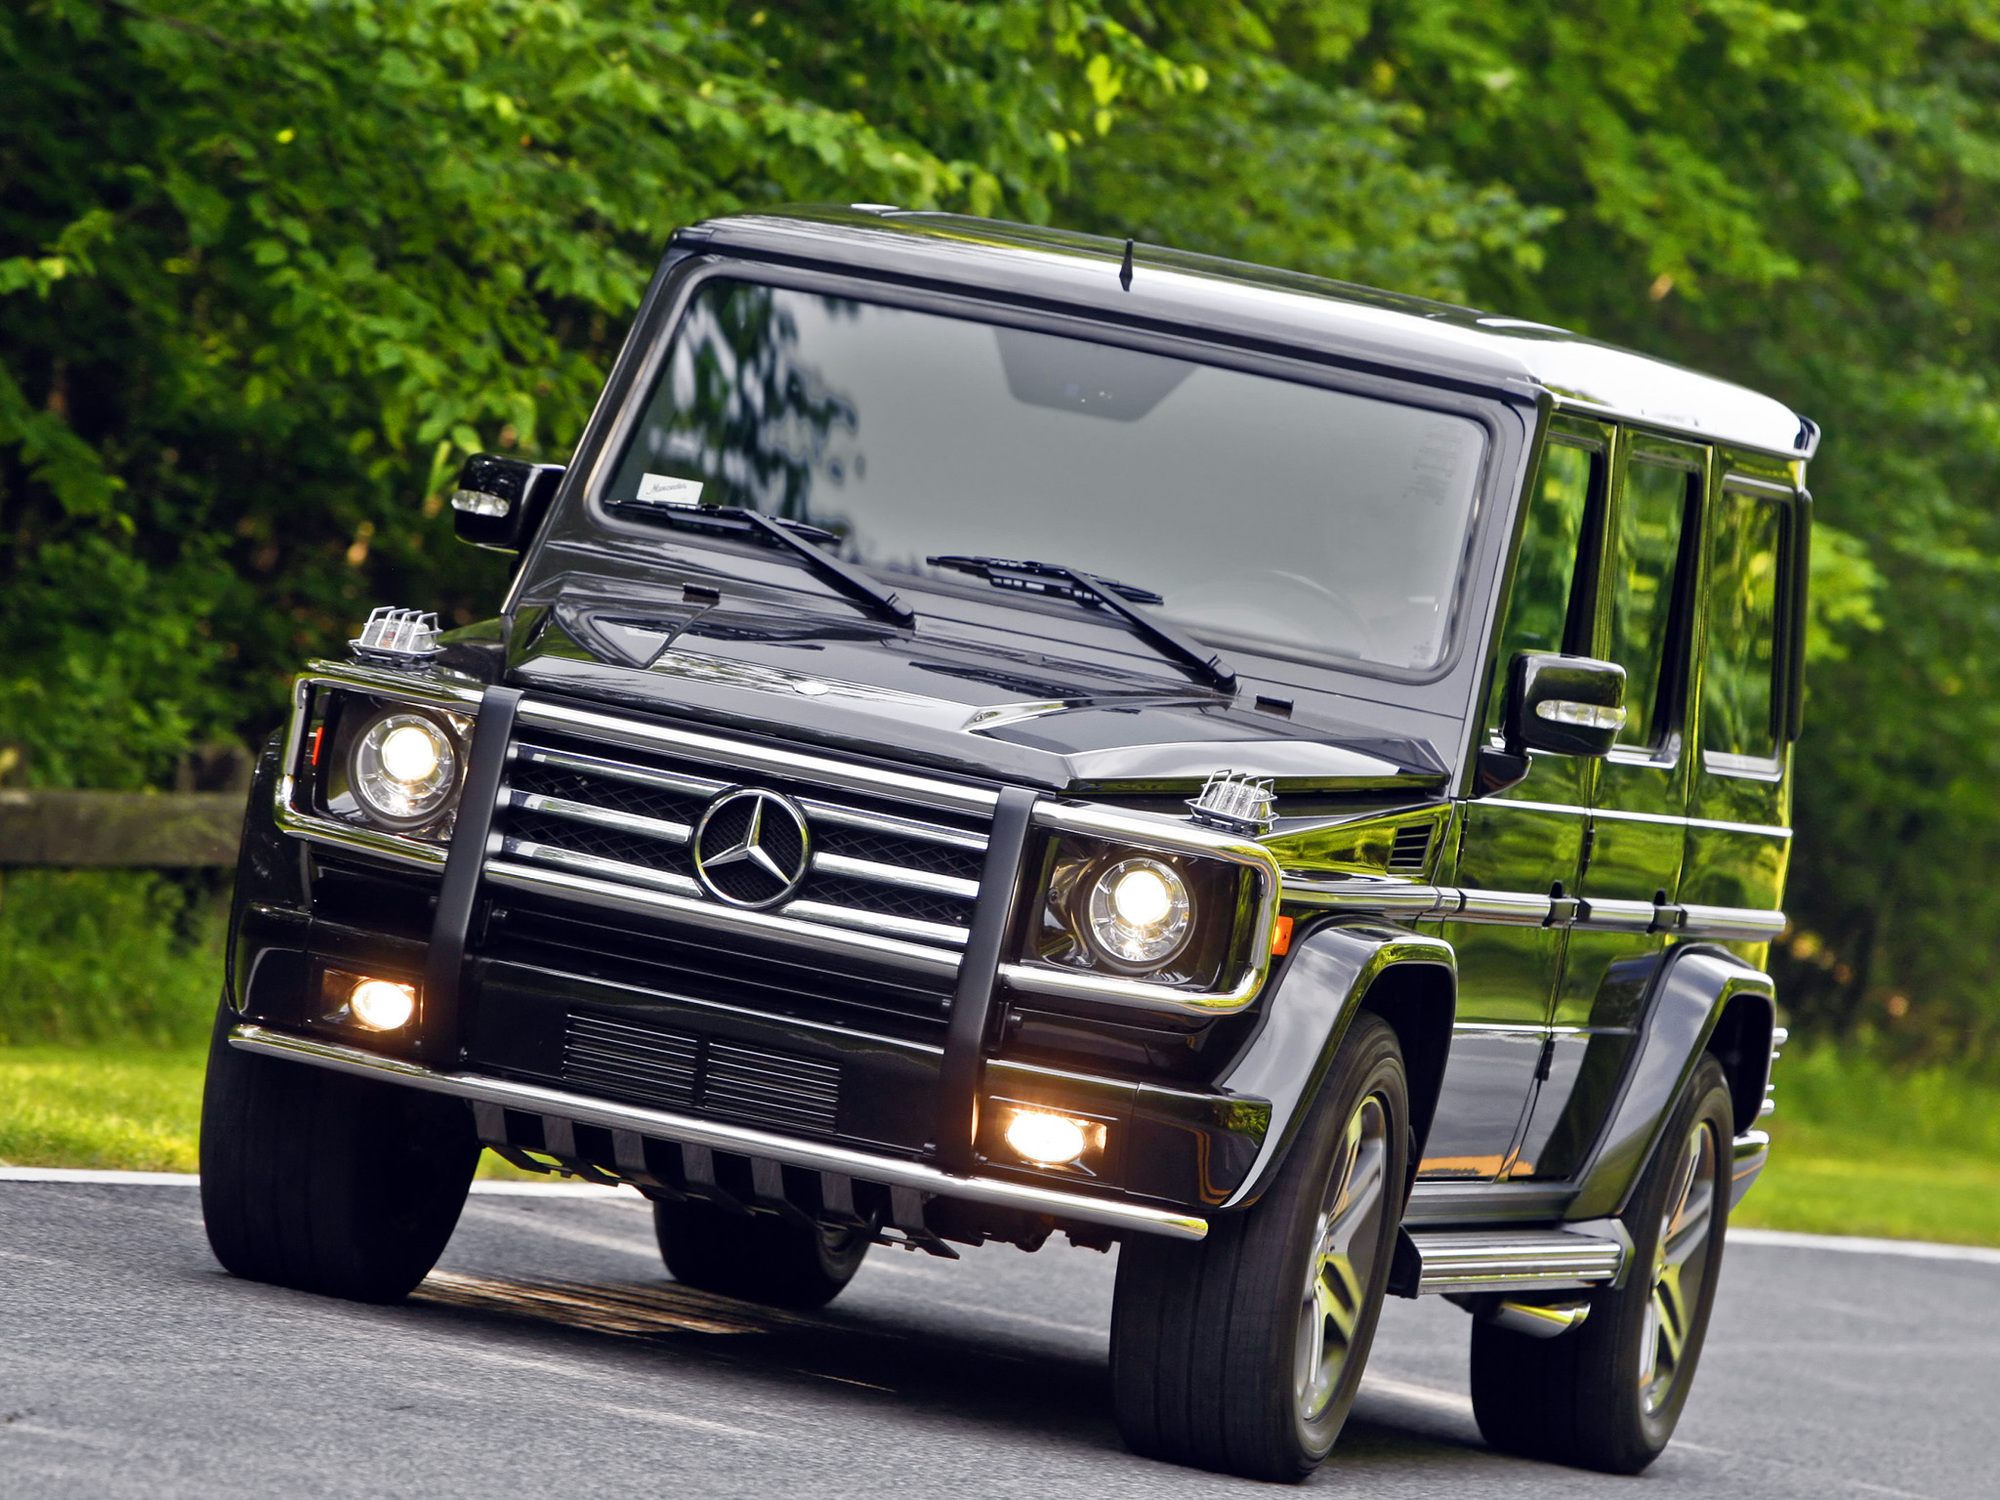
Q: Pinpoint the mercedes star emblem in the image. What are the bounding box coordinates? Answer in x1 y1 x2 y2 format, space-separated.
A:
691 787 812 908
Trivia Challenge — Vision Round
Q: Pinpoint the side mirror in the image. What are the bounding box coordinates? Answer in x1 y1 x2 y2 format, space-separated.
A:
1504 652 1629 757
450 453 564 553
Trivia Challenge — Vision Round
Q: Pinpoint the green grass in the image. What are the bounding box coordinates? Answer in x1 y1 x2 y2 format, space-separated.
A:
1734 1046 2000 1247
0 1045 208 1172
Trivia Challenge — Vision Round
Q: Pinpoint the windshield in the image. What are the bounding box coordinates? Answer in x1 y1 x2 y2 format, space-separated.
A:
604 279 1490 673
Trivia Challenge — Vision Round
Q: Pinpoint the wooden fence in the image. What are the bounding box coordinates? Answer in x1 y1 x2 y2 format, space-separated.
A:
0 791 247 867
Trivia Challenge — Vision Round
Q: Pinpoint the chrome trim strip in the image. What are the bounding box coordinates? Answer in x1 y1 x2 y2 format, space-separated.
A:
515 743 725 799
1484 797 1791 840
499 840 973 948
796 798 990 853
1680 905 1789 942
1283 874 1785 940
997 961 1265 1017
501 838 700 897
811 851 979 902
516 699 1001 816
779 899 970 948
509 790 691 846
1409 1228 1627 1293
1456 888 1556 925
1730 1128 1771 1209
228 1025 1206 1241
485 858 963 979
517 741 989 853
1017 801 1285 1017
1579 897 1662 933
272 664 484 872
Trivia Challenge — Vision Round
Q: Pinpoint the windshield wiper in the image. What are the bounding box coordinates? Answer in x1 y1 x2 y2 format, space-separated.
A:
610 498 913 628
928 555 1235 693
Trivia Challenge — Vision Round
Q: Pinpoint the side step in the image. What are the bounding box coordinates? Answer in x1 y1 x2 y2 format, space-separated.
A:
1404 1225 1630 1295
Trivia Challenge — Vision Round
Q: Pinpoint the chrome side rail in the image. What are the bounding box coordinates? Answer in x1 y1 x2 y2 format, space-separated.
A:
1408 1226 1629 1294
1283 874 1785 943
228 1025 1206 1242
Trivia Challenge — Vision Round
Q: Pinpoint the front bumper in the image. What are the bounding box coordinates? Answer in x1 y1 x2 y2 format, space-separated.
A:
230 1024 1208 1241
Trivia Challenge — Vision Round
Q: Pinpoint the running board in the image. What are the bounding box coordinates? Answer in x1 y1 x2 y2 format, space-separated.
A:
1403 1225 1631 1295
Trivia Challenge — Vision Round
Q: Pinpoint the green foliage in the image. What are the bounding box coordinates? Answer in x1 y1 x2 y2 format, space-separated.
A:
3 0 2000 1060
0 870 226 1045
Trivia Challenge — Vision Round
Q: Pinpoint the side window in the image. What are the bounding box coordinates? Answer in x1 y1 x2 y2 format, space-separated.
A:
1485 442 1596 737
1606 458 1698 750
1703 488 1786 763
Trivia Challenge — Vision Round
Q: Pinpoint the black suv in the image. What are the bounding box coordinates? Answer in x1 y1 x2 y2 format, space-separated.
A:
203 207 1802 1482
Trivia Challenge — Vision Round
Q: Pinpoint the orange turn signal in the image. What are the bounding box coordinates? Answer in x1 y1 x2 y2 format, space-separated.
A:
1272 914 1294 956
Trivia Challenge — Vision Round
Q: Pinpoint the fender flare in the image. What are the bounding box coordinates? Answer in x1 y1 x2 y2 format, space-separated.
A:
1211 919 1455 1211
1565 943 1774 1222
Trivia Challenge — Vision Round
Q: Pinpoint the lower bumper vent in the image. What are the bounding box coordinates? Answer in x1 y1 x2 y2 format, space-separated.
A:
561 1013 841 1136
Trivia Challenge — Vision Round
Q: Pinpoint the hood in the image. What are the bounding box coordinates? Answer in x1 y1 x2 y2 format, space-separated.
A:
501 588 1449 798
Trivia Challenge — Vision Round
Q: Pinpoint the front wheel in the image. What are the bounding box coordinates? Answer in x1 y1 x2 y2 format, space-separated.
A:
1110 1012 1409 1482
199 1001 480 1303
1470 1053 1733 1473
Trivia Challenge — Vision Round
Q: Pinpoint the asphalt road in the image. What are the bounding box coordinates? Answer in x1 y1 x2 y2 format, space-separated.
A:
2 1176 1995 1498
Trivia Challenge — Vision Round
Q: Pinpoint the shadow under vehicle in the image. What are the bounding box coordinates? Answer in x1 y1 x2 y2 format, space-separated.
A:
202 208 1804 1482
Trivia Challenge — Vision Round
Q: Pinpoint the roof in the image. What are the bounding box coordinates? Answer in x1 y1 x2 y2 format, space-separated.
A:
673 206 1816 462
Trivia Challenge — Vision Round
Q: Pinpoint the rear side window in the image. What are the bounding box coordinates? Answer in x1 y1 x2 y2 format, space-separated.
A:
1485 441 1596 737
1606 458 1698 750
1703 489 1786 763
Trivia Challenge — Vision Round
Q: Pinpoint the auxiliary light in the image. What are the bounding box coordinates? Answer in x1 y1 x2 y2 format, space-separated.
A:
349 978 417 1032
1002 1108 1100 1167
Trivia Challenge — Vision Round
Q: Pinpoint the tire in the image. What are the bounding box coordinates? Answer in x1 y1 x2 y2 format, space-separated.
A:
654 1198 870 1309
199 1001 480 1304
1110 1012 1409 1482
1470 1052 1733 1473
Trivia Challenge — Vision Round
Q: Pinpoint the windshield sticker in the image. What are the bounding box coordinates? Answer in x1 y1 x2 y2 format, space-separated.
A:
637 472 704 507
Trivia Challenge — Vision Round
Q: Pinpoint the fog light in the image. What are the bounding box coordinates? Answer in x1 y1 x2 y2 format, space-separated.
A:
350 978 417 1031
1003 1108 1095 1167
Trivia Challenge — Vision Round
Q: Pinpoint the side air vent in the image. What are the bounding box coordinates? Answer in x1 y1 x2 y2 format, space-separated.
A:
561 1013 842 1136
1388 823 1435 875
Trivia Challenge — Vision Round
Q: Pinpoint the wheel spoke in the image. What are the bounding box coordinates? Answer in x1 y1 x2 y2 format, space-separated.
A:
1641 1118 1718 1413
1295 1093 1391 1422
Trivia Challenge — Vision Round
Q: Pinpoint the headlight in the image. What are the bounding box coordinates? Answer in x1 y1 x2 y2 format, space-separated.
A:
1086 857 1192 964
349 711 459 827
1032 837 1253 986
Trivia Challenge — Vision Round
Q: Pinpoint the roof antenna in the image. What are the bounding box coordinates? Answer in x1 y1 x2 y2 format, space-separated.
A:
1119 238 1134 292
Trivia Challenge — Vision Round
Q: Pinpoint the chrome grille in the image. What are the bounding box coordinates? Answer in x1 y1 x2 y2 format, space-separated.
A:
485 706 994 978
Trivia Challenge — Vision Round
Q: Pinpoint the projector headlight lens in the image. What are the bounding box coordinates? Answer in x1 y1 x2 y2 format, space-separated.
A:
350 712 458 826
1085 857 1193 966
